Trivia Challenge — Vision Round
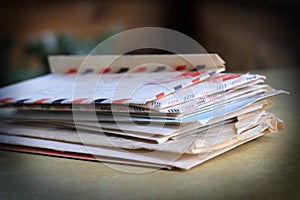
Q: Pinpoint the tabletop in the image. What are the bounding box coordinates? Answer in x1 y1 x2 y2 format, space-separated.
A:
0 67 299 199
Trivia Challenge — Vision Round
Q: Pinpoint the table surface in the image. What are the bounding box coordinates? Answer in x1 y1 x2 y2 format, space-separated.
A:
0 68 299 200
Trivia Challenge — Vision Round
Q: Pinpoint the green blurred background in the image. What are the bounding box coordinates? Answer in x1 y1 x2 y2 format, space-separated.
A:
0 0 299 86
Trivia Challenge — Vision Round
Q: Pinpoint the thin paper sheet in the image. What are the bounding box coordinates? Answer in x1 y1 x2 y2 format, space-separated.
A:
0 100 273 144
0 111 283 155
0 112 283 169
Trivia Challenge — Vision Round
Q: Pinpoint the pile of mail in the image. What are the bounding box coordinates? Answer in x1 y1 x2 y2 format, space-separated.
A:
0 54 287 170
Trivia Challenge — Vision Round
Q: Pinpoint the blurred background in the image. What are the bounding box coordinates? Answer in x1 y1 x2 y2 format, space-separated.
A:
0 0 299 86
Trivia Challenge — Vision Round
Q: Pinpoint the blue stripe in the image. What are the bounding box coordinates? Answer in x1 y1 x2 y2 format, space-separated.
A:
83 69 94 74
190 65 206 71
93 98 108 104
117 68 129 73
209 71 216 76
196 65 205 70
52 98 68 104
174 85 182 90
16 98 30 103
153 66 166 72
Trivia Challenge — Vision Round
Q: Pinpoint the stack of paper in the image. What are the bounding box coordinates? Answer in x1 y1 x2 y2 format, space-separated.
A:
0 54 287 170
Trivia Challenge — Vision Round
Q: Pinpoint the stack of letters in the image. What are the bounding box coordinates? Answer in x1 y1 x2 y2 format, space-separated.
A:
0 54 286 170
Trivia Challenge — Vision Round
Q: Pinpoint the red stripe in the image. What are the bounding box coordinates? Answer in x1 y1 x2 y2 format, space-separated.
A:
179 72 191 77
72 98 87 104
101 68 111 74
222 74 241 81
192 78 200 84
179 71 205 77
112 98 131 104
156 92 165 99
34 98 49 103
191 71 206 77
175 65 186 71
136 66 147 72
65 68 78 74
0 98 13 103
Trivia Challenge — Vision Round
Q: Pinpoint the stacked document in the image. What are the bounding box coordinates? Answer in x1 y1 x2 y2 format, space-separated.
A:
0 54 287 170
